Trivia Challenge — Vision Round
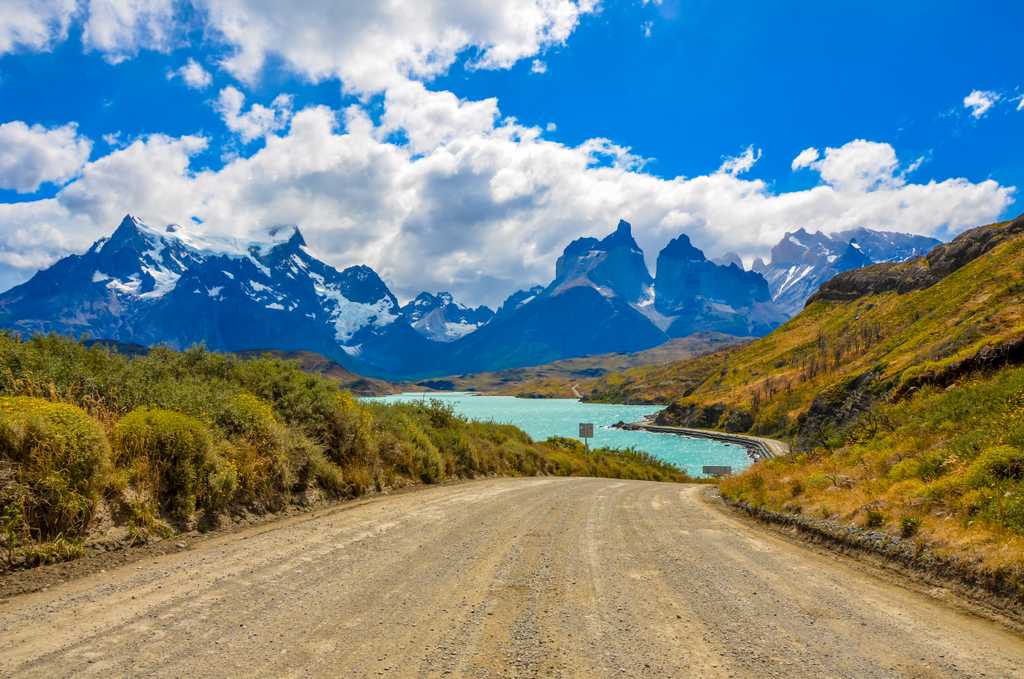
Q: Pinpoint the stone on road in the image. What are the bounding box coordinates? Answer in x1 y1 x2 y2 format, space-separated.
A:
1 478 1022 678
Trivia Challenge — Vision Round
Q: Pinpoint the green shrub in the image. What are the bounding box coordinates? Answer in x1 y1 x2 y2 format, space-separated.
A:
203 443 239 511
900 516 921 538
215 391 279 445
988 490 1024 534
112 407 223 521
966 445 1024 487
545 436 586 454
217 397 321 506
864 509 885 528
221 438 291 508
307 449 346 496
415 441 446 483
0 396 110 539
18 534 85 567
322 392 376 466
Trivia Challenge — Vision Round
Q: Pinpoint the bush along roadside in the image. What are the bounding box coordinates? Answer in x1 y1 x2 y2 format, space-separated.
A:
0 333 691 571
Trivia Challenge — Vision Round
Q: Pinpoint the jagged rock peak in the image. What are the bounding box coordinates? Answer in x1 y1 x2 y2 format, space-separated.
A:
713 252 744 269
659 233 706 262
109 213 148 240
264 224 306 248
600 219 641 249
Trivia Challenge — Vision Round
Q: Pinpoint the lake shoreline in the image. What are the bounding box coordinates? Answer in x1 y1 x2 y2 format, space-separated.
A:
364 392 753 477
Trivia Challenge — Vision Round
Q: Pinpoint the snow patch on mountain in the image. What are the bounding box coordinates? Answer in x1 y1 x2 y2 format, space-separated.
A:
753 227 941 316
400 291 493 342
309 271 399 343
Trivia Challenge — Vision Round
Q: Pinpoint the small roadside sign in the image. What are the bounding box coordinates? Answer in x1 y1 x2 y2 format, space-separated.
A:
703 465 733 478
579 422 594 451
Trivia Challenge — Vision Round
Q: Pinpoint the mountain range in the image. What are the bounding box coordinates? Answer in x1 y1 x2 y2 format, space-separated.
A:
752 228 940 316
0 214 938 379
0 215 432 377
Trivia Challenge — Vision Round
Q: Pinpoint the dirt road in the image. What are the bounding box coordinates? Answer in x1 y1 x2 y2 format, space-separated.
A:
1 478 1022 678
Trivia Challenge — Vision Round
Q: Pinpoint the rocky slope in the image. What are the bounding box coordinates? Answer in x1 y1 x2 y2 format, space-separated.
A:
442 220 785 374
439 221 667 373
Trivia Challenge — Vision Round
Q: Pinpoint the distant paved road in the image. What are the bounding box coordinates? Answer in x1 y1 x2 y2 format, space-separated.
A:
1 478 1022 678
623 423 790 458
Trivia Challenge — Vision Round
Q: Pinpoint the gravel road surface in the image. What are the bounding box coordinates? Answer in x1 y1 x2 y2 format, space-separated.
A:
1 478 1022 678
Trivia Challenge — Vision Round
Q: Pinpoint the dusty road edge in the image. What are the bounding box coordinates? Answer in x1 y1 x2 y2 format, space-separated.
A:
0 477 477 601
704 486 1024 634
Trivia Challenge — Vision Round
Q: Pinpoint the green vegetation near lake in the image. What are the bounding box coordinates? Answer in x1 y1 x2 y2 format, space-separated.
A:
366 391 752 477
0 333 691 570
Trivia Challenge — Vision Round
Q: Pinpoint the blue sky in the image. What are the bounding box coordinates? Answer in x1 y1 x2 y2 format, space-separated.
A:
441 1 1024 191
0 1 1020 305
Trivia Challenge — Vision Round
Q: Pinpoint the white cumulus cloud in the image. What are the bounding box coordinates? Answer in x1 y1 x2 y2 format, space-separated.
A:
381 80 499 155
81 0 179 63
717 145 761 177
790 140 906 192
198 0 597 93
168 58 212 89
791 147 819 170
0 0 76 55
2 0 593 91
215 86 294 143
0 121 93 193
963 89 1000 119
1 1 596 92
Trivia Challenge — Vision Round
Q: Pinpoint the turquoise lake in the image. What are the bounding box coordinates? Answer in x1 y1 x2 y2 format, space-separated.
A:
364 392 751 477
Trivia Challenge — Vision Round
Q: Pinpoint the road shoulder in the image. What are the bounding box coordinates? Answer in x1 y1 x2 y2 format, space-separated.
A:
701 484 1024 635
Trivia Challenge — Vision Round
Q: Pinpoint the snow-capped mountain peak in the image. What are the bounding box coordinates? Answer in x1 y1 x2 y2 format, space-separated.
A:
0 214 427 377
753 226 941 315
400 291 494 343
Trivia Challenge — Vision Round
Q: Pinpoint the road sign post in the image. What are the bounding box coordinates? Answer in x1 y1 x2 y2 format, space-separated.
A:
579 422 594 452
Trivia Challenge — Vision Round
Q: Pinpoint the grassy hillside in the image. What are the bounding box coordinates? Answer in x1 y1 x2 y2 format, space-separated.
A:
590 217 1024 435
432 333 746 399
592 216 1024 573
0 334 689 569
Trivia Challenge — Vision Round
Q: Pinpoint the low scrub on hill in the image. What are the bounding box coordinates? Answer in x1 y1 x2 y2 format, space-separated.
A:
721 365 1024 572
0 333 689 569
